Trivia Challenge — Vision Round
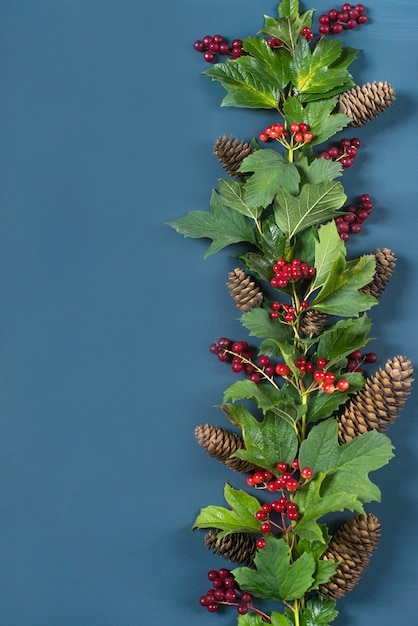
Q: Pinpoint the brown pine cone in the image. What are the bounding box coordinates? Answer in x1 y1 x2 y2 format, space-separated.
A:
361 248 397 298
319 513 381 599
194 424 258 473
339 81 396 127
213 135 253 178
204 530 256 568
337 356 414 444
227 268 263 312
300 309 327 337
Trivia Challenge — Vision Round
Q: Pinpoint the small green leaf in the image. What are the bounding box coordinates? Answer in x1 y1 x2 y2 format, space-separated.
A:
300 597 338 626
283 95 304 122
238 149 300 207
310 559 339 591
240 307 294 343
303 98 351 146
166 188 257 257
278 0 300 17
306 372 365 424
296 157 343 186
223 380 282 411
273 181 346 238
193 483 261 539
233 536 316 601
222 403 299 471
309 220 346 294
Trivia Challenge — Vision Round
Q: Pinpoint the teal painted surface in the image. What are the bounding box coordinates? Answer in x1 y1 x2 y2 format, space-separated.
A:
0 1 416 624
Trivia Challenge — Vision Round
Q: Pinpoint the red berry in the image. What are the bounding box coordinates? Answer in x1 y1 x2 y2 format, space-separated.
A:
237 605 248 615
286 478 299 491
259 132 268 142
301 467 312 479
324 372 336 383
314 369 325 382
289 123 300 133
275 363 290 376
193 40 204 52
260 522 271 534
291 459 299 470
287 509 299 521
255 510 267 521
256 538 267 549
336 379 350 392
203 51 215 62
294 132 304 143
366 352 377 363
317 357 327 369
357 14 368 24
323 382 335 394
276 461 288 472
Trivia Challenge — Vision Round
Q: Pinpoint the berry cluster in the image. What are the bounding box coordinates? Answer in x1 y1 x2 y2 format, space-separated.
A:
301 26 315 41
199 569 252 615
270 258 316 289
318 4 368 35
209 337 274 384
270 299 309 324
193 35 243 63
320 137 361 168
275 356 350 395
247 460 314 545
335 194 373 241
259 122 313 145
347 349 377 374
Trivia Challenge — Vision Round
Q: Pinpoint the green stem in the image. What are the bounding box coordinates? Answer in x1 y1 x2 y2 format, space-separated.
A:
293 599 301 626
300 392 308 441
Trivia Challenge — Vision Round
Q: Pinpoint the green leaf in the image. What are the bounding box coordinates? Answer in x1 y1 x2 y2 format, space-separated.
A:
293 473 362 542
260 11 314 53
296 157 343 186
310 559 339 591
273 181 346 238
330 46 358 70
239 216 286 282
166 188 257 257
233 536 316 601
303 98 351 146
288 226 318 267
283 95 304 122
193 483 261 539
309 220 346 294
290 39 354 101
316 315 372 368
222 404 299 471
204 38 291 109
223 380 282 411
300 597 338 626
239 612 291 626
299 419 394 503
218 178 262 220
238 149 300 207
278 0 299 17
240 307 294 343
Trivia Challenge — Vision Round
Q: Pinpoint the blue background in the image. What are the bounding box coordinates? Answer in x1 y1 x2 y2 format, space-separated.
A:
0 1 416 624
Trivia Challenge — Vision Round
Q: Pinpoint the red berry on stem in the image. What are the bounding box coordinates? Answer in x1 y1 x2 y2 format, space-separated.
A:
336 379 350 392
301 467 312 479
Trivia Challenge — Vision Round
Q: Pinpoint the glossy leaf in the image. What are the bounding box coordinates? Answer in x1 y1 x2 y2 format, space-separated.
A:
238 149 300 207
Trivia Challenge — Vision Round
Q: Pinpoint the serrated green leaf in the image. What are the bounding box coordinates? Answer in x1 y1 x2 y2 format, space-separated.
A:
312 285 377 316
293 473 362 542
296 157 343 186
223 380 282 410
298 419 394 503
303 99 351 146
288 226 318 267
260 11 314 53
290 38 353 100
239 216 286 282
310 559 339 591
193 483 261 539
273 181 346 238
278 0 299 17
222 403 299 471
218 178 262 220
240 307 294 343
204 38 291 109
166 188 258 257
238 149 300 207
271 613 293 626
233 536 316 601
330 46 358 70
300 597 338 626
316 315 372 368
309 220 346 294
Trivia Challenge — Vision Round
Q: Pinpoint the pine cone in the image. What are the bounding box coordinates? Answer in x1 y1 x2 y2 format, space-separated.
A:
204 530 256 568
195 424 258 473
213 135 253 178
319 513 381 599
339 81 396 127
361 248 397 298
337 356 414 444
227 268 263 312
300 309 327 337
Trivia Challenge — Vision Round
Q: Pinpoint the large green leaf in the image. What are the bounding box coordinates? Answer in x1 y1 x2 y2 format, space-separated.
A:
223 379 282 411
218 178 262 220
238 149 300 207
299 419 394 503
295 157 343 186
222 403 299 471
204 38 291 109
233 536 316 601
193 483 261 539
273 181 346 238
166 188 257 257
290 39 354 101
